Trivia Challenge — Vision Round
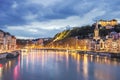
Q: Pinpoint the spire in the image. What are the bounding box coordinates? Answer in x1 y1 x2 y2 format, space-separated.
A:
95 21 98 29
93 20 100 40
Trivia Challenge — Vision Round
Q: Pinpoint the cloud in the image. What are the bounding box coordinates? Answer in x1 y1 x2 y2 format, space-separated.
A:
24 13 38 21
0 0 120 38
16 36 35 39
3 7 105 39
27 0 63 7
11 1 18 9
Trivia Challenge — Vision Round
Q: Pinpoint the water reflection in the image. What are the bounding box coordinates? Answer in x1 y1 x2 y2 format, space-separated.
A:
0 50 119 80
83 55 88 80
0 64 3 80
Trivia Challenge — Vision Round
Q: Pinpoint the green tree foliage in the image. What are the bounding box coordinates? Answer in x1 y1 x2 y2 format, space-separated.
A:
52 24 120 42
69 25 94 38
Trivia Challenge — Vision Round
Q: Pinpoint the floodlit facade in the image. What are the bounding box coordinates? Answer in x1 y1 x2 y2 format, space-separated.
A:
4 33 12 51
99 19 118 26
0 30 4 52
77 39 90 51
99 19 118 29
11 36 16 50
0 30 17 53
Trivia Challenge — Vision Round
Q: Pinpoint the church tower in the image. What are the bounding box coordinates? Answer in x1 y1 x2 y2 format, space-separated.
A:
93 21 100 40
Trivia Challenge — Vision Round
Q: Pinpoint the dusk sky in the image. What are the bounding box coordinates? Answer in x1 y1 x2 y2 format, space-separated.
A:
0 0 120 39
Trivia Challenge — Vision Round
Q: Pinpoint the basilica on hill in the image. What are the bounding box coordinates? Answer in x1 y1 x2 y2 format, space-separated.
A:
99 19 118 29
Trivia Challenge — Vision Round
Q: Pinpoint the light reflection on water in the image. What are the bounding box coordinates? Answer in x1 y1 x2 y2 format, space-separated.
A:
0 50 119 80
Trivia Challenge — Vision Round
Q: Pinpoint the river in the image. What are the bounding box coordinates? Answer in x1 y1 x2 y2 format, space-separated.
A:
0 50 120 80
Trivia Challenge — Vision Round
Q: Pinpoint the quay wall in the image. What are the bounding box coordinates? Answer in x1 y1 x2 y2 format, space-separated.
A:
0 50 20 59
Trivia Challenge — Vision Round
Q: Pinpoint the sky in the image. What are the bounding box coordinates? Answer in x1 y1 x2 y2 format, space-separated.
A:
0 0 120 39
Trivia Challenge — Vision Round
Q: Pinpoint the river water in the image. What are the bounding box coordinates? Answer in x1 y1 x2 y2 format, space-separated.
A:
0 50 120 80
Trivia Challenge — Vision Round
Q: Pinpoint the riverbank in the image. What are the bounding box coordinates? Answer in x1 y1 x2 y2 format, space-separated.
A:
21 48 120 59
0 50 20 59
77 51 120 59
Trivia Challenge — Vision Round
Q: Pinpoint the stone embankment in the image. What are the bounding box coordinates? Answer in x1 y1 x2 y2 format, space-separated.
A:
0 50 20 59
78 51 120 59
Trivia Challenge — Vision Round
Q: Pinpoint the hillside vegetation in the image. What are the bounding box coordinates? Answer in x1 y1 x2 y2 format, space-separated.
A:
52 25 94 42
52 24 120 42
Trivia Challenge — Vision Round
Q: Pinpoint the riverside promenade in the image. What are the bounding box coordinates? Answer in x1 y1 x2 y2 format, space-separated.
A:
26 47 120 59
77 51 120 58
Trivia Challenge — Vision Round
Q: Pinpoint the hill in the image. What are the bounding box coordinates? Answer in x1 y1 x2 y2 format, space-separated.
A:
45 24 120 46
52 25 94 42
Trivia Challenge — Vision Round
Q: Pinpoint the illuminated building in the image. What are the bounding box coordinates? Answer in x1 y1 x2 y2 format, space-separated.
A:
78 39 90 50
33 38 44 46
0 30 4 52
11 36 16 50
105 34 120 53
99 19 118 29
0 31 17 52
4 32 12 51
0 31 14 52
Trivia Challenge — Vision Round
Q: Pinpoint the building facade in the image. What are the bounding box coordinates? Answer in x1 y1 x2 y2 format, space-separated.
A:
11 36 16 50
99 19 118 27
88 21 120 53
0 30 17 53
0 30 4 52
